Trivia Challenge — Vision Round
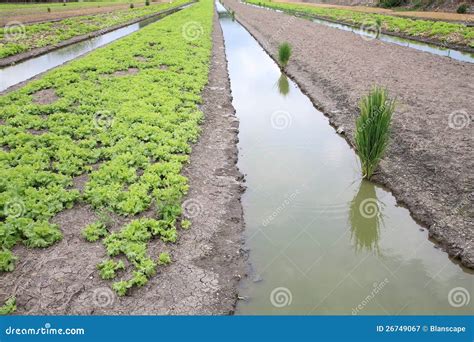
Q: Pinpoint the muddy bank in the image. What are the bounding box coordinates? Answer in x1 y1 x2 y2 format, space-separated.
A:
0 10 245 314
0 3 194 68
223 0 473 268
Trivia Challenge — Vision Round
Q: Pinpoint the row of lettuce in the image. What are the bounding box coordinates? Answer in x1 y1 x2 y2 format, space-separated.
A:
245 0 474 48
0 0 189 59
0 0 213 297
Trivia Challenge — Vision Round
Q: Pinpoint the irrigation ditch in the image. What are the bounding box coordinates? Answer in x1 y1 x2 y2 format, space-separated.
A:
216 1 473 314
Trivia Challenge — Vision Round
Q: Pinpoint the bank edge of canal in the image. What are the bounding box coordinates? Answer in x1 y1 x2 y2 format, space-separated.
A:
222 0 474 269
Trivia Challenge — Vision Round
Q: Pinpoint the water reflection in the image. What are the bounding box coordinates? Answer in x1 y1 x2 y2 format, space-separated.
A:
349 181 384 254
276 73 290 96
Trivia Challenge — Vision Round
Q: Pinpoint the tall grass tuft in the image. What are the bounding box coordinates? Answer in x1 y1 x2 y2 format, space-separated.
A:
278 42 292 66
355 87 394 179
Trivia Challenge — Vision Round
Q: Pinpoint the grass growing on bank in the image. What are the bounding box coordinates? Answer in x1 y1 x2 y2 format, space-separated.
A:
0 0 189 59
355 87 394 179
0 0 213 296
246 0 474 48
278 42 292 66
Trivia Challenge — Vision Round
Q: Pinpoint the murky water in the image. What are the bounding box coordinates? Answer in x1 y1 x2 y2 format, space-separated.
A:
0 4 192 92
243 2 474 64
217 3 473 315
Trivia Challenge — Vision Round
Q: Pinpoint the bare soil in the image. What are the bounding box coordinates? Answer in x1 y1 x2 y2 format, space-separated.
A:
275 0 474 22
0 10 246 314
224 0 474 268
31 88 59 105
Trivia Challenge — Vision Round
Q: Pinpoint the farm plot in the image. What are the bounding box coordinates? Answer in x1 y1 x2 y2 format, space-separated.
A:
245 0 474 48
0 0 188 59
0 0 165 25
0 0 213 303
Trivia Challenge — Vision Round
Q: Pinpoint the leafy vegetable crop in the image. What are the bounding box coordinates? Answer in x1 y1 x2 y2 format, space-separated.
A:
0 0 189 59
0 0 213 296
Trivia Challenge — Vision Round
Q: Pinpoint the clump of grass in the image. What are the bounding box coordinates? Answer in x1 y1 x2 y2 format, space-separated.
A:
47 7 51 13
378 0 403 8
145 0 150 6
375 18 382 38
457 3 468 14
278 42 292 66
130 3 135 9
355 87 394 180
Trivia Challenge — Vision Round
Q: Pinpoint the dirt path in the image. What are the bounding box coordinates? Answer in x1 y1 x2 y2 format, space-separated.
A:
274 0 474 22
0 1 166 26
0 10 245 315
224 0 474 268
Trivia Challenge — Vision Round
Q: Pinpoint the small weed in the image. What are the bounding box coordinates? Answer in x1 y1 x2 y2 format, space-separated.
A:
278 42 292 66
457 3 468 14
47 7 51 13
181 219 191 229
378 0 404 8
145 0 150 6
